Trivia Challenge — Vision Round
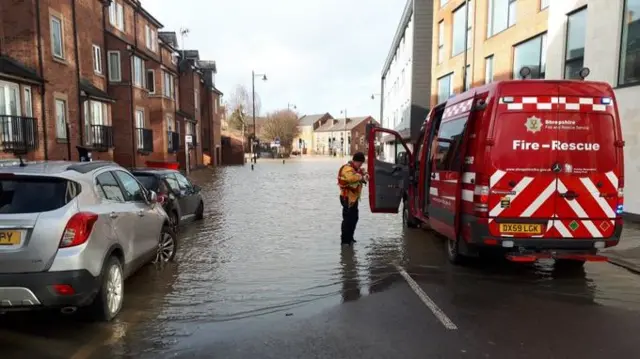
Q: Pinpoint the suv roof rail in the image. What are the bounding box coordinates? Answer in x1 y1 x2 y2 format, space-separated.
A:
66 161 120 174
0 159 47 168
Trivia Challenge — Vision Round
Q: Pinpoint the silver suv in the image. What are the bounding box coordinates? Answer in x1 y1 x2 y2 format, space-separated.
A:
0 161 177 321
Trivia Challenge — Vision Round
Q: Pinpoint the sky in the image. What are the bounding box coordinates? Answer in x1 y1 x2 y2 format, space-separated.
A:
141 0 406 119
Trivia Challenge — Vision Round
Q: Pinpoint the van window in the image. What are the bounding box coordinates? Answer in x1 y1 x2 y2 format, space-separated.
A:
0 176 80 214
434 117 468 171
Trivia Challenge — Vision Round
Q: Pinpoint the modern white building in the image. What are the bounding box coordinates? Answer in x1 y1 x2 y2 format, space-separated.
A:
380 0 434 162
545 0 640 215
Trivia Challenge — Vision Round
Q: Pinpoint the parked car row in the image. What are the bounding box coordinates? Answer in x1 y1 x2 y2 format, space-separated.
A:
0 160 204 322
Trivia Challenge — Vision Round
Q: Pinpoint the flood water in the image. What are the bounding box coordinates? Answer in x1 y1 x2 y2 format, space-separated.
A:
4 158 640 358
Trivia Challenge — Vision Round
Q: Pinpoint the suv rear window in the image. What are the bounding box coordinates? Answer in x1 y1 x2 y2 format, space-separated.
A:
0 175 80 214
133 174 159 191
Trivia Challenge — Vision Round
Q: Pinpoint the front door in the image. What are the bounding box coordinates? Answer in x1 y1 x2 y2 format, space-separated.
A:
113 170 162 259
366 128 413 213
427 98 475 240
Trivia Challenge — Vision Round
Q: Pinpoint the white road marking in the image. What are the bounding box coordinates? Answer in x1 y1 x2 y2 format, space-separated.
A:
396 265 458 330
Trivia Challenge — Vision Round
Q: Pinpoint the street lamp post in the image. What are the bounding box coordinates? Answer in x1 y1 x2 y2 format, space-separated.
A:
252 70 267 163
340 109 348 157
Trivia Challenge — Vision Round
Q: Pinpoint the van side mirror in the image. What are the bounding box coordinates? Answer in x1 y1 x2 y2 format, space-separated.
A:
396 151 408 166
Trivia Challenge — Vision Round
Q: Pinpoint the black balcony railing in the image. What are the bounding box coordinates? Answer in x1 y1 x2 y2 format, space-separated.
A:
89 124 113 151
168 131 180 153
136 128 153 153
0 115 38 154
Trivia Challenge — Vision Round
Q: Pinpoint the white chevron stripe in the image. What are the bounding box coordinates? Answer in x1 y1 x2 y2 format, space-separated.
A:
521 180 556 217
554 217 573 238
579 177 616 218
490 170 506 187
489 177 534 218
605 171 619 188
557 181 603 237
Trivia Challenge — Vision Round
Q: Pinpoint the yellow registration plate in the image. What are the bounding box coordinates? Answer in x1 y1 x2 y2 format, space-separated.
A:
499 223 543 235
0 231 21 245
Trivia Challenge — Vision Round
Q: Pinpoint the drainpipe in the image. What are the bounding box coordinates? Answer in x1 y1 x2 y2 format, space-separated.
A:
130 8 138 167
102 0 110 136
71 0 82 159
35 0 48 160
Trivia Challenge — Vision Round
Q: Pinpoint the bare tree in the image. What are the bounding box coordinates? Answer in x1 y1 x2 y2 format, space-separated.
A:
259 109 300 152
226 84 261 123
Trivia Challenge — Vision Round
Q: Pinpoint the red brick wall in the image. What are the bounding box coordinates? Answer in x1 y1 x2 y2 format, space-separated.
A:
0 0 39 71
41 1 81 160
350 117 377 155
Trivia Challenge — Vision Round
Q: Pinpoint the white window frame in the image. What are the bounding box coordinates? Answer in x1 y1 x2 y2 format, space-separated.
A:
487 0 517 38
92 45 102 74
145 25 156 51
163 71 173 98
194 89 199 109
136 109 145 149
24 87 33 117
485 55 494 84
51 15 64 59
55 98 68 139
146 69 155 94
109 1 124 31
108 51 121 82
132 56 145 88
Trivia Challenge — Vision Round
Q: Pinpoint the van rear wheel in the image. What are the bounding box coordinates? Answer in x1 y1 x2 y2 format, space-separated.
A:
447 236 466 265
402 200 419 228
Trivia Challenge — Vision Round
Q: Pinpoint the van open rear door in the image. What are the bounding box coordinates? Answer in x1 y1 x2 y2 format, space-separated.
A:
552 83 620 239
366 127 413 213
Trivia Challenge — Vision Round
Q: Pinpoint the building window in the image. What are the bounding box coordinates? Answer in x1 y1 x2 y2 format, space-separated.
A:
619 0 640 86
55 99 67 139
108 51 121 82
467 1 473 50
163 71 174 98
146 70 155 94
564 8 587 80
541 0 549 10
136 110 144 149
51 16 64 59
487 0 517 37
132 56 145 88
84 100 107 145
437 73 454 103
452 3 467 56
145 25 157 51
0 81 20 117
92 45 102 74
195 89 199 109
485 55 494 84
438 20 445 63
109 1 124 31
464 64 471 91
513 33 547 79
24 88 33 117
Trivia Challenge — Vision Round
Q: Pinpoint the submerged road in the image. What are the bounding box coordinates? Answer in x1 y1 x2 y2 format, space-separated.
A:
2 158 640 358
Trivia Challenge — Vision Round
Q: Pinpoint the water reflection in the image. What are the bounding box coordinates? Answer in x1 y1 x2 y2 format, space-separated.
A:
340 246 361 302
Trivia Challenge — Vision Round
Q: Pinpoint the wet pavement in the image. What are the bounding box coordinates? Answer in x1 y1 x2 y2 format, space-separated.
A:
3 158 640 358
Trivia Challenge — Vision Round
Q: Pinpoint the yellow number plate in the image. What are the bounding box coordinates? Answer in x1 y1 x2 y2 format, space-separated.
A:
499 223 543 235
0 231 21 245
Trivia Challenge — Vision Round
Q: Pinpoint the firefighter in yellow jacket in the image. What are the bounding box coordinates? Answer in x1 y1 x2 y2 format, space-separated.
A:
338 152 369 245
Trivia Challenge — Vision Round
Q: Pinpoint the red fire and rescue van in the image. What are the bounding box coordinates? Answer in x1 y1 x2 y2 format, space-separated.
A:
367 79 625 266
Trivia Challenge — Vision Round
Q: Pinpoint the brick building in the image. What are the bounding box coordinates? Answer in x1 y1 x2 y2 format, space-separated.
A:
0 0 222 170
432 0 549 106
314 116 378 156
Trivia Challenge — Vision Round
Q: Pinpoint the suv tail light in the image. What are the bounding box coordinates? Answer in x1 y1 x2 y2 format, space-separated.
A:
59 212 99 248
